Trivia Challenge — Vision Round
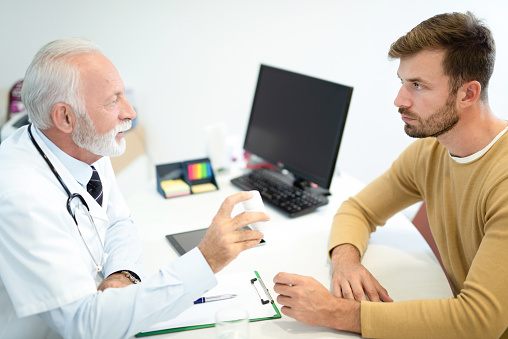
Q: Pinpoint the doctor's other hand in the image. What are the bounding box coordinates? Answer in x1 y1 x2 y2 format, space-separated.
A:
198 191 269 274
331 244 393 302
97 272 135 292
273 272 361 333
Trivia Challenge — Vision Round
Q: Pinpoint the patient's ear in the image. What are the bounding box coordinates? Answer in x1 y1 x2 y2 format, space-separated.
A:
457 81 481 109
50 103 75 133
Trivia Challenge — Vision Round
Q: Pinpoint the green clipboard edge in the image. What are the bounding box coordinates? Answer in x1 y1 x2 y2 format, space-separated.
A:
135 271 281 337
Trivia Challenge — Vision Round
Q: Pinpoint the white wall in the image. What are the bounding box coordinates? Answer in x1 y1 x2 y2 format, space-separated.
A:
1 0 507 184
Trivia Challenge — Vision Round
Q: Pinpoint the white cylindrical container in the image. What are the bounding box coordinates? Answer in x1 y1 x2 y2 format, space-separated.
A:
241 190 267 231
205 123 229 170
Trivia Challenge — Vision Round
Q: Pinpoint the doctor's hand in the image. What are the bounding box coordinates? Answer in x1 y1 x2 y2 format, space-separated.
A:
97 272 134 292
331 244 393 302
273 272 361 333
198 191 269 274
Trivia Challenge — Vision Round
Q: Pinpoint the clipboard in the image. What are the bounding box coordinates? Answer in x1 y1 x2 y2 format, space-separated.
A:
136 271 281 337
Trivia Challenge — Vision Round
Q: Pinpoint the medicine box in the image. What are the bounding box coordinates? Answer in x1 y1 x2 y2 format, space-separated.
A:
155 158 219 199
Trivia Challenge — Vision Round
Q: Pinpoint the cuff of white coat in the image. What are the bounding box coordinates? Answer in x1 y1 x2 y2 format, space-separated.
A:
102 259 146 281
171 247 218 299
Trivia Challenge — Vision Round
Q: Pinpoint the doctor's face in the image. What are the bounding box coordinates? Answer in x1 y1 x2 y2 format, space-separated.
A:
394 49 460 138
72 109 131 157
71 53 136 157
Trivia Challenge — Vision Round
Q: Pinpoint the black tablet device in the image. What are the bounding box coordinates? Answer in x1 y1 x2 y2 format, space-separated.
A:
166 227 265 256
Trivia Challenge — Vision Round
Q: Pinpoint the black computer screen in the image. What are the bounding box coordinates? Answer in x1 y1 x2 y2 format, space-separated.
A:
243 65 353 189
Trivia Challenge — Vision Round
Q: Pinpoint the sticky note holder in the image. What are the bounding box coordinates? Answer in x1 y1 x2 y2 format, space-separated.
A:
156 158 219 199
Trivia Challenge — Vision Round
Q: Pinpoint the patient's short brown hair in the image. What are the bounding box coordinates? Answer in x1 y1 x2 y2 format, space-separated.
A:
389 12 495 101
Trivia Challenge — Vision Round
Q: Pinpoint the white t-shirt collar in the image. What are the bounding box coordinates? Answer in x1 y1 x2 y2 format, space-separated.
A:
450 126 508 164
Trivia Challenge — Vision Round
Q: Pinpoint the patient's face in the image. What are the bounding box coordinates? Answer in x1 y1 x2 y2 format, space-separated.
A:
393 49 460 138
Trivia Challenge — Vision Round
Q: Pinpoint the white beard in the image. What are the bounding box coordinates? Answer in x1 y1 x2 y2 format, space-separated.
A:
72 114 131 157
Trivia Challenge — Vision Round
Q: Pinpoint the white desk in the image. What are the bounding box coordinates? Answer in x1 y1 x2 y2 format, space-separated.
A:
120 161 453 338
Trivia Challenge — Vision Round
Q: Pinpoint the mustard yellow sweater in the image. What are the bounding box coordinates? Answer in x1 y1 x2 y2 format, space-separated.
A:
329 135 508 338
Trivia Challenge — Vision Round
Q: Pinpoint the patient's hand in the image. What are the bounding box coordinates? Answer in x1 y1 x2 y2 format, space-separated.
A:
331 244 393 302
273 272 361 333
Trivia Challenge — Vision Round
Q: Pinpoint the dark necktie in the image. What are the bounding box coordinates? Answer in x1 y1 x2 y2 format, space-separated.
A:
87 166 103 206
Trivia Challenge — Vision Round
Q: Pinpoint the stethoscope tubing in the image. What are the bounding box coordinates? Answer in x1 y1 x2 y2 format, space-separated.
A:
27 123 106 272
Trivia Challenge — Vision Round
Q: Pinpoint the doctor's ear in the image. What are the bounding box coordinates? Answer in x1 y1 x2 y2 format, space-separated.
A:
51 103 76 133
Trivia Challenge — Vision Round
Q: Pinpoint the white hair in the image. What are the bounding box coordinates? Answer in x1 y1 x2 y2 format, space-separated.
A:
21 38 103 129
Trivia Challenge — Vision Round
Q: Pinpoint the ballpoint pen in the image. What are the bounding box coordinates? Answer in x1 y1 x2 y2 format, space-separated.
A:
193 294 237 304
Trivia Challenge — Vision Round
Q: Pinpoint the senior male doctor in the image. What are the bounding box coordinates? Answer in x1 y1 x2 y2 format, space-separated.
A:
0 38 268 338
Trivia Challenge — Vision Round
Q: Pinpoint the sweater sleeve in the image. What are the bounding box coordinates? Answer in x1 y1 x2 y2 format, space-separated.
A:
329 140 424 256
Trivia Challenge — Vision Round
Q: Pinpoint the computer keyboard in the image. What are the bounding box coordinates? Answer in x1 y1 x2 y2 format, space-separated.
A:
231 169 329 217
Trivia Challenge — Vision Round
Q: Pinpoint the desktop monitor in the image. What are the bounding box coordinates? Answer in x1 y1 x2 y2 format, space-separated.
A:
243 65 353 190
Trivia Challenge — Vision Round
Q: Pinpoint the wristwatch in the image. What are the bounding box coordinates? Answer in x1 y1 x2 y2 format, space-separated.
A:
119 270 141 284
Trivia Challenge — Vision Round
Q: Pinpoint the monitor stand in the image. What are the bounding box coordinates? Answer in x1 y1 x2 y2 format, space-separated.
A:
267 167 331 197
292 176 331 197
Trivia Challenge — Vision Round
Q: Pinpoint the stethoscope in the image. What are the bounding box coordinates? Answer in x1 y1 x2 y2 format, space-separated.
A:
27 124 107 272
